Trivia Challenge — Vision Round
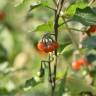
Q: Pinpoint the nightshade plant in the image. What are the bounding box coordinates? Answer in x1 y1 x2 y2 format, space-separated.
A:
22 0 96 96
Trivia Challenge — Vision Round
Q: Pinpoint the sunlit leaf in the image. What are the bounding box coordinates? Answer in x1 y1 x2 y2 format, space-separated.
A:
16 0 32 10
34 21 54 32
65 1 88 16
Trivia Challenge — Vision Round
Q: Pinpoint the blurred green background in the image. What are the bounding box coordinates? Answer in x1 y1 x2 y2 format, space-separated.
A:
0 0 96 96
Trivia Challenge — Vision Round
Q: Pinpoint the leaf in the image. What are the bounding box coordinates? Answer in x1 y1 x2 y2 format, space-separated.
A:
16 0 50 11
34 21 54 32
41 1 49 7
65 1 88 16
66 75 96 95
72 7 96 26
60 44 75 57
24 76 43 89
86 53 96 63
82 36 96 49
16 0 32 10
29 3 42 11
0 44 7 63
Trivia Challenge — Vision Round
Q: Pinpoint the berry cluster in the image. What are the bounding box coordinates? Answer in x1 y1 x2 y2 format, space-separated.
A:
37 34 58 53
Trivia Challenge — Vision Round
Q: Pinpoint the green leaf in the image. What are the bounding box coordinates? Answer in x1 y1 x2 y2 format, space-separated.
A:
41 1 49 7
0 44 7 63
24 76 43 89
82 36 96 49
60 44 75 57
16 0 32 10
65 1 88 16
72 7 96 25
16 0 50 11
34 21 54 32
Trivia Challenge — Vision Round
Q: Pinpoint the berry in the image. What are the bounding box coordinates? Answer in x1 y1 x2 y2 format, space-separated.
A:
37 42 45 51
87 25 96 33
52 41 59 49
72 58 87 71
0 11 5 21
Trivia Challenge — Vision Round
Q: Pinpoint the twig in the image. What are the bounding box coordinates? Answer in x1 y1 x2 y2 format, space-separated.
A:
51 0 65 96
46 6 56 11
48 54 52 83
58 19 72 27
69 28 85 33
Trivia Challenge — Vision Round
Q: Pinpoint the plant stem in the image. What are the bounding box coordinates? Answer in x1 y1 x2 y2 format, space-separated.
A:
48 54 52 83
51 0 65 96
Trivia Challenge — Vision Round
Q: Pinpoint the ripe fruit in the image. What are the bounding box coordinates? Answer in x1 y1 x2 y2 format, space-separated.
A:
52 41 59 49
87 25 96 33
0 11 5 21
44 44 54 53
37 41 58 53
37 42 45 51
72 58 87 71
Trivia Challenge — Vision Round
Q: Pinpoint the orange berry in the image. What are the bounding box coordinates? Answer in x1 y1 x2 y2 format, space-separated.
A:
88 25 96 33
47 44 54 52
72 61 81 70
52 41 59 49
72 58 87 71
37 42 45 51
43 47 49 53
0 11 5 21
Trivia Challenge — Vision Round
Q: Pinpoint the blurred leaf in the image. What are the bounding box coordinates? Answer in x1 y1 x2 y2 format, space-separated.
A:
82 36 96 49
24 76 44 89
28 0 51 12
25 77 38 87
86 53 96 63
60 44 74 57
34 21 54 32
16 0 49 11
41 1 49 7
72 7 96 26
8 32 22 65
66 75 96 95
0 88 9 95
16 0 32 10
0 44 7 63
65 1 88 16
